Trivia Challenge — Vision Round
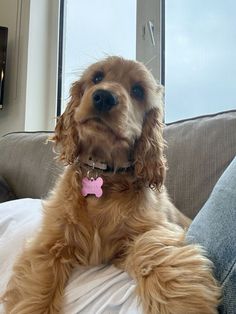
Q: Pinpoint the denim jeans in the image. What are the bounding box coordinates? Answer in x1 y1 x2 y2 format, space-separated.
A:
187 156 236 314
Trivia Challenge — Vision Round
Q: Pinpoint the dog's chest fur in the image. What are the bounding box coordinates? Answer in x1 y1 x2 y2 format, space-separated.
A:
89 228 102 264
83 188 162 265
85 195 130 264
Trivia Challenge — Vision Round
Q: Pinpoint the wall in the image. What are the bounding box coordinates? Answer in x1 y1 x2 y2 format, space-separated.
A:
25 0 59 131
0 0 29 135
0 0 59 136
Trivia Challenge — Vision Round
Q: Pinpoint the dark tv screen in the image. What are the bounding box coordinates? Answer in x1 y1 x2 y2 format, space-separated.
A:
0 26 8 110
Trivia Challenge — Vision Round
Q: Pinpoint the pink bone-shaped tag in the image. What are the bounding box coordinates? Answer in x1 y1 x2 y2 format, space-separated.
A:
81 177 103 198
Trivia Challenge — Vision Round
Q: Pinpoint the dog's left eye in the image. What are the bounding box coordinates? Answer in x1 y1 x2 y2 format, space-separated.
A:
92 71 104 84
131 84 145 100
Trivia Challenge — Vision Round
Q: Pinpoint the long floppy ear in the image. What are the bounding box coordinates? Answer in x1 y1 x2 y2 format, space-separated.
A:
51 81 82 164
134 107 166 190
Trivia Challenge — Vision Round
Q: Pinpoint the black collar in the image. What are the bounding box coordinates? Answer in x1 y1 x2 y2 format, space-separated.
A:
76 158 134 173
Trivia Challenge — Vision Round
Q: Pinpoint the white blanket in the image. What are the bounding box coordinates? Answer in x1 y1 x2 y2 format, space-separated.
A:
0 199 140 314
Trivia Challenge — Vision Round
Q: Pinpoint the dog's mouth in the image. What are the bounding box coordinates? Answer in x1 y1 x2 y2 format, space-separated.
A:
79 117 126 141
77 116 134 170
79 116 107 126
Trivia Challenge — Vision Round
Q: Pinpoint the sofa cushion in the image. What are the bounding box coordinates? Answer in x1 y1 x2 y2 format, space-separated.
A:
164 110 236 219
0 132 63 199
0 176 16 203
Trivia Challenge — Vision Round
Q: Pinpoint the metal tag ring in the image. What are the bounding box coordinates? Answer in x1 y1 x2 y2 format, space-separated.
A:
86 169 98 180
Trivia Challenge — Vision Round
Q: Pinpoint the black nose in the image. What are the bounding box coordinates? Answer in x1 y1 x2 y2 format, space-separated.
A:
92 89 118 112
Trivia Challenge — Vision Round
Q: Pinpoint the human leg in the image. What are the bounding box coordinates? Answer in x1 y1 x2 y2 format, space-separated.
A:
187 156 236 314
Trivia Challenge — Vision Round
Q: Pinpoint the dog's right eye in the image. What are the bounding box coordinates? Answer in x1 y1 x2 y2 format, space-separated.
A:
92 71 104 84
131 84 145 100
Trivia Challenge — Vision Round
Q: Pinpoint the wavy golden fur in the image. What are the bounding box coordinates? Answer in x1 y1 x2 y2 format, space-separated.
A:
2 56 220 313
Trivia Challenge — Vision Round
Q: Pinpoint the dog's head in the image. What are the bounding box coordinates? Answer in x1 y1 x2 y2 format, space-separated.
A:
53 56 166 189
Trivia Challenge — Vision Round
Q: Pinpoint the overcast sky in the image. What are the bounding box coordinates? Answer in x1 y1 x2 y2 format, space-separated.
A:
63 0 236 122
165 0 236 121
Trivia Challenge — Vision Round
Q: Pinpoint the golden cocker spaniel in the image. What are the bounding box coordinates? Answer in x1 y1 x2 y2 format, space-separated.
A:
2 56 220 313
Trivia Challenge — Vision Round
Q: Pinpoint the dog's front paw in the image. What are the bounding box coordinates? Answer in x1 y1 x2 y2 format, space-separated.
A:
126 229 221 314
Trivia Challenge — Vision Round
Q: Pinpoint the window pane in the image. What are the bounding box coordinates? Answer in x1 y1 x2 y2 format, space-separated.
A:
165 0 236 123
62 0 136 111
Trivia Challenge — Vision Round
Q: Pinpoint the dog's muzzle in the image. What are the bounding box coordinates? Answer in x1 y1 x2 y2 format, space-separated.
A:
92 89 118 113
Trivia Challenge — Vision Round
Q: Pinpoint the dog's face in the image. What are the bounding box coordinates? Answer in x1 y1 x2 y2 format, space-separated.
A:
54 56 166 189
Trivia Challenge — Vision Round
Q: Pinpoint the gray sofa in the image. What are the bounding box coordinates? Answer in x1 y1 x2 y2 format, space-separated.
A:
0 110 235 219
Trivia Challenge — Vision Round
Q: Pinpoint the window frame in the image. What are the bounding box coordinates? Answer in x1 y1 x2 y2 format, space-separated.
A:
57 0 65 117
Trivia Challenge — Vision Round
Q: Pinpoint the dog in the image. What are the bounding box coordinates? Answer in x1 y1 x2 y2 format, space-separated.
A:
2 56 220 313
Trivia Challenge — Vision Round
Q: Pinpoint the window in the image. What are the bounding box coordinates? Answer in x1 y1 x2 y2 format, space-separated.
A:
61 0 136 112
59 1 235 122
59 0 162 114
165 0 236 122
